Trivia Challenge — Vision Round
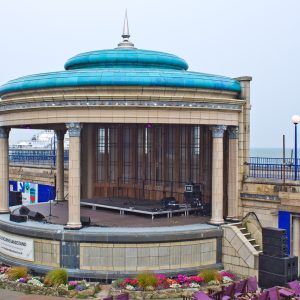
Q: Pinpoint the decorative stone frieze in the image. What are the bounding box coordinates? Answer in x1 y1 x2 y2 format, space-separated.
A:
210 125 227 138
66 122 82 137
228 126 239 139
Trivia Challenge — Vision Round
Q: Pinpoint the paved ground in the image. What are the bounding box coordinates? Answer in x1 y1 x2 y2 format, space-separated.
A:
0 289 76 300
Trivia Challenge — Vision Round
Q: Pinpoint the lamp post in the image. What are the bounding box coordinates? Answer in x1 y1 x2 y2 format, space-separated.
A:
292 115 300 180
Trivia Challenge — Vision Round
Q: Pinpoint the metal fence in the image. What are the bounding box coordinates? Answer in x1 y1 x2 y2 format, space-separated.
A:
9 149 69 167
248 157 300 180
9 151 300 181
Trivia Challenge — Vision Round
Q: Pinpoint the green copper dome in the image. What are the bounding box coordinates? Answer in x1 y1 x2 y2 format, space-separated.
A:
65 49 189 71
0 48 241 96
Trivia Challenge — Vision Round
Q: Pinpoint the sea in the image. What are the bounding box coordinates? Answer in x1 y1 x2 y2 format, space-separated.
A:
250 148 298 158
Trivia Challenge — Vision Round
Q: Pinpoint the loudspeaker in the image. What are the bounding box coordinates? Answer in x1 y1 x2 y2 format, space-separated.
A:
28 211 45 221
259 270 293 289
9 191 22 206
19 206 30 215
262 227 287 239
80 216 91 226
259 254 298 277
263 243 288 257
10 214 27 223
263 236 288 247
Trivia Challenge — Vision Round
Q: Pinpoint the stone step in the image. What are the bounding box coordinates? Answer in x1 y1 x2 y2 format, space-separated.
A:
234 222 242 226
247 238 255 242
253 244 260 248
243 233 251 236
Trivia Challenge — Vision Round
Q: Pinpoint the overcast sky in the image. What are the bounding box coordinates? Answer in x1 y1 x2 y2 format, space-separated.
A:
1 0 300 148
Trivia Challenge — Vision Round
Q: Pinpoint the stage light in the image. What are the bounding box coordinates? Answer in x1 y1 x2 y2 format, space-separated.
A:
146 123 153 128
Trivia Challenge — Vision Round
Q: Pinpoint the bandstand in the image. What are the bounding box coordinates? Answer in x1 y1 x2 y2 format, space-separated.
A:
0 17 251 278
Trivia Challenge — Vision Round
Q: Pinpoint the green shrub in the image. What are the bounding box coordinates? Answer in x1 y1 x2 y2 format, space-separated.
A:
44 269 68 287
199 269 220 283
137 272 158 290
7 267 28 280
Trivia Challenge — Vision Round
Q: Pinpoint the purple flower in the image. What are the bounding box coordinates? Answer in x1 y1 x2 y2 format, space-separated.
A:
75 284 83 291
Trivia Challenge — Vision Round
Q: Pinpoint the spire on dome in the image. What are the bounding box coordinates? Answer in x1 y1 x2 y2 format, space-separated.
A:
117 9 135 48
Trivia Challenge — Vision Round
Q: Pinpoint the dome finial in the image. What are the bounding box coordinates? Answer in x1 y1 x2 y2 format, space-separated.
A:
117 9 135 48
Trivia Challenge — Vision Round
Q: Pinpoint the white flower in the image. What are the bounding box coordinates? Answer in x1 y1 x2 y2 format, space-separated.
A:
0 274 8 281
28 278 44 287
222 276 233 284
125 285 135 290
58 283 68 290
170 283 181 289
189 282 200 288
208 280 220 286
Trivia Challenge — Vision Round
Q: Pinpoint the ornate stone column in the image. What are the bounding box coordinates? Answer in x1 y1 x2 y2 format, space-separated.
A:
227 126 239 219
292 216 300 275
210 125 226 224
55 130 65 201
65 122 82 229
0 127 10 213
86 124 94 199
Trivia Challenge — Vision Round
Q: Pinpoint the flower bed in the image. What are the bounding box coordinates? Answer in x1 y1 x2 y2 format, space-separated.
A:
0 264 238 299
111 271 238 299
0 265 100 298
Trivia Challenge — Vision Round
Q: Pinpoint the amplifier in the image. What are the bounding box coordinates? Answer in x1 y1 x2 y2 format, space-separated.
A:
259 254 298 277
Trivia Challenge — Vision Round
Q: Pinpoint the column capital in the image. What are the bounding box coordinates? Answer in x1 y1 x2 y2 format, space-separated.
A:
228 126 239 139
0 127 10 139
55 129 66 141
210 125 227 138
66 122 82 137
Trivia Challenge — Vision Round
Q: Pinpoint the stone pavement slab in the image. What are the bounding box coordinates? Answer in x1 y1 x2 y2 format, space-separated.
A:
0 289 76 300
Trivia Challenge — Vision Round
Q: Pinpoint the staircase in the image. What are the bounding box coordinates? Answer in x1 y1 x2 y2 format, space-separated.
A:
235 222 262 254
222 222 260 277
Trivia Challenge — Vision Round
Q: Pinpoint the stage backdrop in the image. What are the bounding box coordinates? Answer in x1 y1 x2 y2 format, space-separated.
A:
9 180 56 206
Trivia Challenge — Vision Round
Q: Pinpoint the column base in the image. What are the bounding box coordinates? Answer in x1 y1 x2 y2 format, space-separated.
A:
226 216 240 222
0 209 10 214
64 223 82 230
208 218 225 225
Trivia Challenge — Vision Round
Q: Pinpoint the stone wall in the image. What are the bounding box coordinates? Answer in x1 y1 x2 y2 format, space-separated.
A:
222 224 258 277
80 239 217 272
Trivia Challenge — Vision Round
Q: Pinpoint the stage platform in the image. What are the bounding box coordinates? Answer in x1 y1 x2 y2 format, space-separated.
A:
0 201 222 280
81 197 203 220
13 200 209 227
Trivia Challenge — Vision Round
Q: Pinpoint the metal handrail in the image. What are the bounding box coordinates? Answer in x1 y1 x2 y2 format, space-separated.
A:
241 211 262 229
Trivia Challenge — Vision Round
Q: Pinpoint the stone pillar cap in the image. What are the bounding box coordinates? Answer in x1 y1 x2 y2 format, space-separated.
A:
234 76 252 82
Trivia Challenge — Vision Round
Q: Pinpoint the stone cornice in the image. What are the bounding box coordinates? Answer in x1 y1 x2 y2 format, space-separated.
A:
0 99 243 113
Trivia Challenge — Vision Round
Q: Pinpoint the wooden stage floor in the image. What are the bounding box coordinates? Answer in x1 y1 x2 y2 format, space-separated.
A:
18 199 210 227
